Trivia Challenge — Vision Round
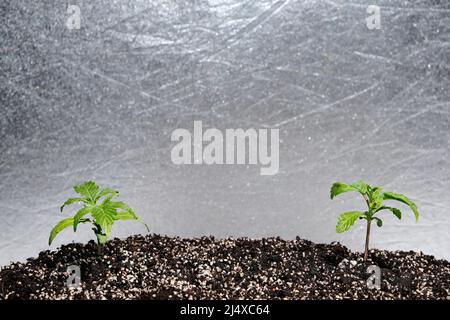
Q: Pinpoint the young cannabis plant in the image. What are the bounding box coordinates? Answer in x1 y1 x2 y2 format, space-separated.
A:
330 180 419 260
49 181 149 252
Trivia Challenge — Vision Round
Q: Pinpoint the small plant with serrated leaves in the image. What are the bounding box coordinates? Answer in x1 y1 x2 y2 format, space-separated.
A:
330 180 419 260
49 181 149 253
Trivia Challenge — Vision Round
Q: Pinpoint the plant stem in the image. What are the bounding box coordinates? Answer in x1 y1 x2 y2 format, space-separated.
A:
362 193 372 261
97 243 103 255
364 219 371 261
363 194 370 208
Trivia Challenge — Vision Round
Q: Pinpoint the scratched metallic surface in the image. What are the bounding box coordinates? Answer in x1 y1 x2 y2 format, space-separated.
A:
1 0 449 265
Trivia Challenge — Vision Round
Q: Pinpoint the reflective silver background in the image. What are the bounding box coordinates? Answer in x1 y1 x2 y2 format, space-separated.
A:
1 0 449 265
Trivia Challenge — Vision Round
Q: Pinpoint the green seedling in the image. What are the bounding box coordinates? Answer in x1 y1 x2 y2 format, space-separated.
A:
330 180 419 260
49 181 149 253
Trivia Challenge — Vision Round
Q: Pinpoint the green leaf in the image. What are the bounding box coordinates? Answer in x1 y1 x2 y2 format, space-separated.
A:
49 217 88 245
91 198 117 237
115 209 137 220
383 192 419 222
115 207 150 232
368 186 383 211
95 188 119 202
336 211 364 233
60 197 86 212
109 200 131 212
330 180 368 199
350 180 369 194
49 218 74 245
74 181 100 203
73 206 93 231
376 206 402 219
372 217 383 227
111 200 149 232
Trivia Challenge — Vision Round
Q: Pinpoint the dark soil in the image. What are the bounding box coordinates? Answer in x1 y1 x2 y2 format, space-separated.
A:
0 235 449 300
